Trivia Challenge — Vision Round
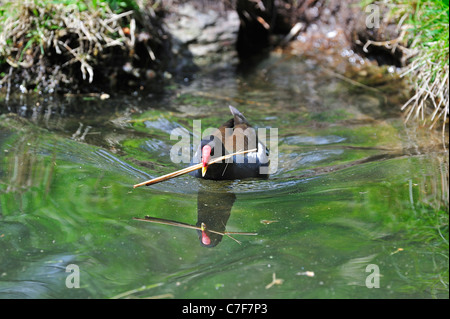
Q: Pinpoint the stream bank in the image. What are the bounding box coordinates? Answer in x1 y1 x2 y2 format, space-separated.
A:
0 1 411 93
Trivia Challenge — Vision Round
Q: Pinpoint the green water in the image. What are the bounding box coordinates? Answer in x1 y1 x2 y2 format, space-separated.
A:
0 54 448 299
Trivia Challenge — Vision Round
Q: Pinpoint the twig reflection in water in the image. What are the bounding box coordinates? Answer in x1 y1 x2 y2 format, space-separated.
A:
134 188 257 247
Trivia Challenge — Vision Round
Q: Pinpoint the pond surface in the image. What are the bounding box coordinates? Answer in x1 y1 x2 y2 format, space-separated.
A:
0 53 448 299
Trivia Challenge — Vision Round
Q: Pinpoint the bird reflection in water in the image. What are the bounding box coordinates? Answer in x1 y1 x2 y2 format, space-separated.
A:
196 186 236 247
133 184 257 248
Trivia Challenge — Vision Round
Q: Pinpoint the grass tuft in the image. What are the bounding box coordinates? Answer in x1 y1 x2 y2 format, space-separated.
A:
362 0 449 142
399 1 449 137
0 0 156 94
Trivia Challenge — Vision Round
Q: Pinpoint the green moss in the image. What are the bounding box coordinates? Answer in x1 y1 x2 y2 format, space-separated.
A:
361 0 449 133
174 93 217 107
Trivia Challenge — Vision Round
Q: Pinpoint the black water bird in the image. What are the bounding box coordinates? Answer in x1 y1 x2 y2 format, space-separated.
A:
190 105 269 180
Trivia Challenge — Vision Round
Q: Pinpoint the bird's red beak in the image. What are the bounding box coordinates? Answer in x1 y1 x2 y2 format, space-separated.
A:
200 223 211 245
201 145 211 177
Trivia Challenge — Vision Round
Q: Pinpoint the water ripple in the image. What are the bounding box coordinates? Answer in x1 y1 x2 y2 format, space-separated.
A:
282 135 346 145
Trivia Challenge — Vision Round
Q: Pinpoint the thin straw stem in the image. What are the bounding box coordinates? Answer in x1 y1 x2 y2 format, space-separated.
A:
133 216 258 238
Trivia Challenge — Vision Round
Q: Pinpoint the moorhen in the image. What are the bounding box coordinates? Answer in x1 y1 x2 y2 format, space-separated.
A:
190 106 269 180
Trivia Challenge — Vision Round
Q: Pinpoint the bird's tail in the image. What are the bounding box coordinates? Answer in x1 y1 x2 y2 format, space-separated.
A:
229 105 248 125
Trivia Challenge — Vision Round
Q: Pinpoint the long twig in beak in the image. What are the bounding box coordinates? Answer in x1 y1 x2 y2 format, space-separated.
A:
133 148 257 188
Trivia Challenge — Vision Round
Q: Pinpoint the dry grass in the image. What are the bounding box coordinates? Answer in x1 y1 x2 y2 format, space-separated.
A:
0 0 159 94
361 0 449 143
399 2 449 143
401 50 449 135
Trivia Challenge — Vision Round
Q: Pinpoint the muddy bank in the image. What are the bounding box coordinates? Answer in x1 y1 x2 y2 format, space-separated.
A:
0 0 409 97
0 1 173 95
165 0 407 71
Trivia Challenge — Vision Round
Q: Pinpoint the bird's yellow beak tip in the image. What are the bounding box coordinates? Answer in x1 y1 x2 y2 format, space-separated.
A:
201 166 207 177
